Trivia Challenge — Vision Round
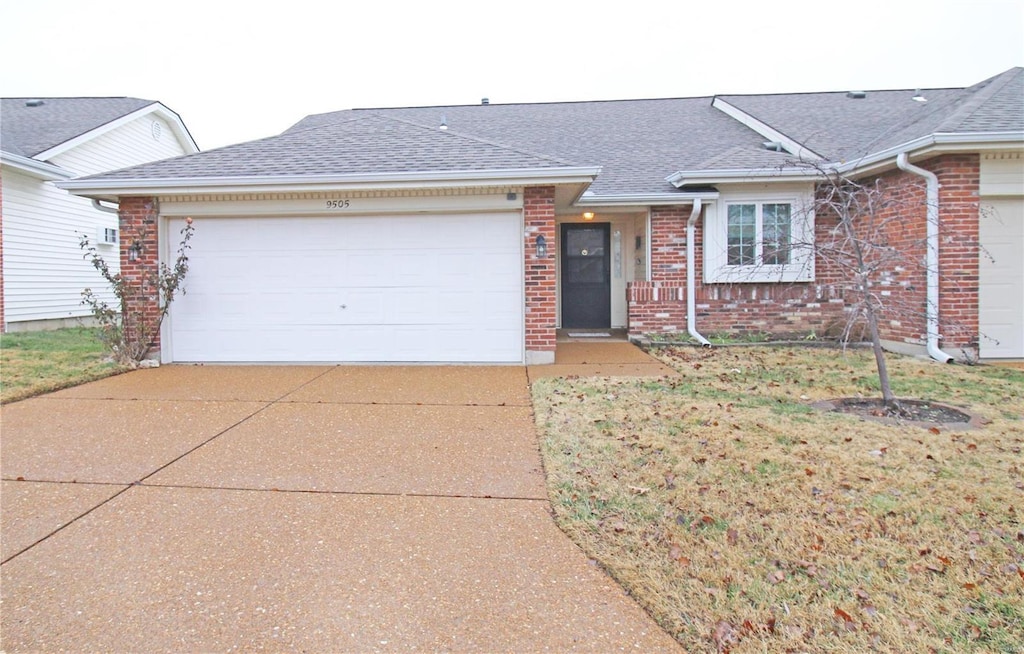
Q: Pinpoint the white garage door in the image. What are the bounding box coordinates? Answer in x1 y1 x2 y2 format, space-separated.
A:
979 199 1024 358
166 213 523 363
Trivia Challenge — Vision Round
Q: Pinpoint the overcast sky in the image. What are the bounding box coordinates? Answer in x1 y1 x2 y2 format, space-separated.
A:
2 0 1022 151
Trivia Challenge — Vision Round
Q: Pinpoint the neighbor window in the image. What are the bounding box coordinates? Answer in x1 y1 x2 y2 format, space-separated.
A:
705 192 814 283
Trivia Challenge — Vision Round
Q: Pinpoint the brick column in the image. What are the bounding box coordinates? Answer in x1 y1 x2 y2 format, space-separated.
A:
524 186 556 364
118 196 163 355
934 154 980 353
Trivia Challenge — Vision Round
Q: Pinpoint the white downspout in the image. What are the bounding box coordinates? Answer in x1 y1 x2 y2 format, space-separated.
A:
91 199 119 214
896 153 953 363
687 199 711 346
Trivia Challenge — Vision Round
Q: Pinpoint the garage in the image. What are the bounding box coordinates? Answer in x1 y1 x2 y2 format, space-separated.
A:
979 198 1024 359
164 212 524 363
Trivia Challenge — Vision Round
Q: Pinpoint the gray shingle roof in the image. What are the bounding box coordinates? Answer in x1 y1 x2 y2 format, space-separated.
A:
1 97 155 158
288 97 770 195
66 68 1022 196
89 113 579 181
716 68 1023 164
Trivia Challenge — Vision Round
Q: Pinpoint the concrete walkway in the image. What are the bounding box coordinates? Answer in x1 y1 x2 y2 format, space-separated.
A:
1 363 680 652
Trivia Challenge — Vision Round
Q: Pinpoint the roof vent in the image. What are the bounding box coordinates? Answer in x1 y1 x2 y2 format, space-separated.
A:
481 97 489 105
912 89 928 103
439 114 448 131
25 99 45 107
763 141 786 152
846 91 866 99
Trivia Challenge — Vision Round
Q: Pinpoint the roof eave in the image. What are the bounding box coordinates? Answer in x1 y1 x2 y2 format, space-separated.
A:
577 191 721 207
838 131 1024 177
57 166 602 201
666 168 822 187
0 151 74 180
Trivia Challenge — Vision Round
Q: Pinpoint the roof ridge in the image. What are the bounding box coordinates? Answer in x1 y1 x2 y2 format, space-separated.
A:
935 67 1023 132
364 111 582 167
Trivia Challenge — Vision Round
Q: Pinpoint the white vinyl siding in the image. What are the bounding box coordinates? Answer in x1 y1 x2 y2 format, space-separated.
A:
980 152 1024 197
2 114 192 326
1 168 119 322
51 116 185 177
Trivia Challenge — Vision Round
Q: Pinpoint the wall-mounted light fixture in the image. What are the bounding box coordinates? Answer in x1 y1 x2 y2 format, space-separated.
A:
127 240 143 261
583 212 595 221
536 234 548 258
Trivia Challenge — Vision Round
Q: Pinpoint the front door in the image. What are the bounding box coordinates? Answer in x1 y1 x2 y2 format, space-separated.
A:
560 223 611 328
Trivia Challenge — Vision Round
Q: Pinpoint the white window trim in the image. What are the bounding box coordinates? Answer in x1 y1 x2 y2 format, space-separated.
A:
704 190 815 283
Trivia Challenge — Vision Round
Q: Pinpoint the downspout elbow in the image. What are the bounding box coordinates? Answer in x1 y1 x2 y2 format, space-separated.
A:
92 199 119 214
687 198 711 347
895 153 953 364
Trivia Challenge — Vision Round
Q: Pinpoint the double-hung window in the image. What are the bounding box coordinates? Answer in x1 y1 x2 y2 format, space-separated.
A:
706 190 814 283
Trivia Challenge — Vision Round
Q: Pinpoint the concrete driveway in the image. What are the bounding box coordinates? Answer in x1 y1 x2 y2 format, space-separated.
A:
1 364 680 652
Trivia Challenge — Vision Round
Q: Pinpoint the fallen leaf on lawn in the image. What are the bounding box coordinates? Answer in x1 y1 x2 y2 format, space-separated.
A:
727 528 739 546
834 608 857 631
929 427 941 435
855 588 870 601
712 620 739 652
768 570 786 584
628 485 650 495
805 467 815 476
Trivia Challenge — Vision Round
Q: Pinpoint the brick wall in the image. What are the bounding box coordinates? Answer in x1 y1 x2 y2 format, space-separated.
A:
628 205 847 339
524 186 556 360
118 196 163 353
627 155 979 348
834 155 979 351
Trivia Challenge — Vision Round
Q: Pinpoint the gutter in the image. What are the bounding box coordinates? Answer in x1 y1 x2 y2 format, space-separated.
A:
1 152 73 180
687 199 711 346
896 153 953 364
57 166 603 201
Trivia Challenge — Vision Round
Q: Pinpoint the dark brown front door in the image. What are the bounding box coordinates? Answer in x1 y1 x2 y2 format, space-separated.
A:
560 223 611 328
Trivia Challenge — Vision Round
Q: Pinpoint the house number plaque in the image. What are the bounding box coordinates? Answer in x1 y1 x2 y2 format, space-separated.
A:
325 199 351 209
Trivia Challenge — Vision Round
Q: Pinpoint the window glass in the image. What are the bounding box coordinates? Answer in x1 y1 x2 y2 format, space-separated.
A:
762 203 792 265
727 204 756 265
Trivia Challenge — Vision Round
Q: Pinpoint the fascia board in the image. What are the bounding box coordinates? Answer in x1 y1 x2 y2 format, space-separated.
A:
0 152 74 180
577 191 720 207
837 131 1024 177
667 168 822 186
712 97 825 161
34 102 200 160
57 166 603 200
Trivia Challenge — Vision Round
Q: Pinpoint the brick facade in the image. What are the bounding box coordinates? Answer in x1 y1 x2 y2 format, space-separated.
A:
627 155 980 352
628 205 846 339
523 186 557 362
118 196 163 354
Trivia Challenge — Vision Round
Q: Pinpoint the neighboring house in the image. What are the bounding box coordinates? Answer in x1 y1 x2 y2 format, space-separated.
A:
1 97 198 331
60 68 1023 364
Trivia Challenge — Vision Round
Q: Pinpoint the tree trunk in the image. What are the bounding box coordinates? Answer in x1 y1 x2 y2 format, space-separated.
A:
864 304 898 409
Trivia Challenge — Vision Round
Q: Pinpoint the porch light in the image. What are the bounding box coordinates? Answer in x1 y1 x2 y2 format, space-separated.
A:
535 234 548 258
583 212 595 221
127 240 143 261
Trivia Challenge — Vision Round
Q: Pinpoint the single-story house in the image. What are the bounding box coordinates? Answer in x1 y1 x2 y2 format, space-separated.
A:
1 97 198 331
59 68 1023 364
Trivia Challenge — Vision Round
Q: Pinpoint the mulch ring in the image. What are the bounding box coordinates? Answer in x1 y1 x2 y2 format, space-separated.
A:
811 397 987 431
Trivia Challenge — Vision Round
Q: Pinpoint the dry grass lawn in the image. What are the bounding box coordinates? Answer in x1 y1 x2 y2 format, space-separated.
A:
532 346 1023 653
0 327 123 404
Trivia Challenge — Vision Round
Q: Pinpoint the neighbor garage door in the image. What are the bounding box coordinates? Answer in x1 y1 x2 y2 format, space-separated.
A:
166 213 523 363
979 199 1024 358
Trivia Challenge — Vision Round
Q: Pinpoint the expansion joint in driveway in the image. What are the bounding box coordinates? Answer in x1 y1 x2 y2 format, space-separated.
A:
132 482 550 503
